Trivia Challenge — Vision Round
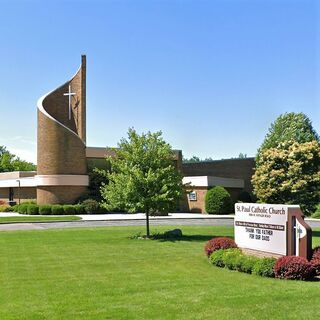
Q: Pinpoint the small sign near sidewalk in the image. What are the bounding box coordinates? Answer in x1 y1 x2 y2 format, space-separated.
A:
234 203 312 259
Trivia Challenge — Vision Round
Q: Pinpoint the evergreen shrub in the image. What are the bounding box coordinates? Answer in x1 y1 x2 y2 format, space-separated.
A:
27 204 39 215
205 186 233 214
63 205 76 215
51 205 64 215
18 204 28 214
39 205 52 215
74 204 85 214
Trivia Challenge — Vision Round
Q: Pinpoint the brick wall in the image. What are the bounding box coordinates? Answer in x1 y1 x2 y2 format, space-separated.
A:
182 158 255 192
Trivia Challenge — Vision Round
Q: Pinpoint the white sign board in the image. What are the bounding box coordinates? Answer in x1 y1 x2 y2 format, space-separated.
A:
234 203 290 255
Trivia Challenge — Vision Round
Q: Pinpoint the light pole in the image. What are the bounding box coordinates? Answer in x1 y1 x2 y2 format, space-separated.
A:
16 180 21 205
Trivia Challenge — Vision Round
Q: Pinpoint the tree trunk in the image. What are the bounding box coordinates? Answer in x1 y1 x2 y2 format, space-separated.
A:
146 210 150 238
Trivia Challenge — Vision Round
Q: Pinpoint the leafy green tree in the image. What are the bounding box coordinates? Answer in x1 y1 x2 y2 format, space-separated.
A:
183 156 214 163
258 112 319 161
253 112 320 214
0 146 36 172
100 128 184 237
252 140 320 215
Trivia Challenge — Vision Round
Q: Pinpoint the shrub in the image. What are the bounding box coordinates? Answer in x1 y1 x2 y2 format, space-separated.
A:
221 248 243 270
82 199 101 214
0 200 6 205
39 205 52 215
204 237 237 257
311 246 320 276
74 204 85 215
18 204 28 214
0 205 9 212
252 257 276 277
237 191 252 203
27 204 39 215
51 205 64 215
205 186 233 214
63 205 76 215
237 255 260 274
311 205 320 219
274 256 314 280
4 206 14 212
209 249 225 267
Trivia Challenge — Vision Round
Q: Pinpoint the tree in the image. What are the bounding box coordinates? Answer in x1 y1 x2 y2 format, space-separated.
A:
258 112 319 159
183 156 214 163
252 112 320 214
238 153 247 159
252 140 320 215
100 128 184 237
0 146 36 172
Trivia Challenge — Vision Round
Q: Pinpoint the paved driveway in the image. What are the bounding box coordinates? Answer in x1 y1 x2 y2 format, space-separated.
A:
0 213 319 231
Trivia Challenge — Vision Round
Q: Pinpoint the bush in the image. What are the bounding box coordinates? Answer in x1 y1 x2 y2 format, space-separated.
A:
82 199 101 214
39 205 52 215
74 204 85 215
237 255 260 274
4 206 14 212
27 204 39 215
274 256 314 280
51 205 64 215
252 257 276 277
204 237 237 257
17 204 28 214
0 205 9 212
221 248 243 270
237 191 252 203
311 205 320 219
63 205 76 215
311 246 320 275
0 200 6 205
205 186 233 214
209 249 226 267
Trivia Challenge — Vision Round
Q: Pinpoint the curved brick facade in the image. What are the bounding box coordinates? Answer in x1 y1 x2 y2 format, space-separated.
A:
37 56 88 204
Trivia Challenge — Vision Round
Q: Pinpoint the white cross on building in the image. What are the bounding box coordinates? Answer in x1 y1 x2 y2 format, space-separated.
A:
63 84 76 120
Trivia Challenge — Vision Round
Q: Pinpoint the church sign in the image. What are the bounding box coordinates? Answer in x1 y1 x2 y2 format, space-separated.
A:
234 203 312 259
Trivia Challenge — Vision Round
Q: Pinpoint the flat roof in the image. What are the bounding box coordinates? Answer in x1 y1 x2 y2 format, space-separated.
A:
183 176 244 189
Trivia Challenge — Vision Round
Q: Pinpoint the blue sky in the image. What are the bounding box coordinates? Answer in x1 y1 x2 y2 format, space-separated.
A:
0 0 319 163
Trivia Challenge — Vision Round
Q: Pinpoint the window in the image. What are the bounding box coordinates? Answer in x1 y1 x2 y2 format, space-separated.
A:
188 191 197 201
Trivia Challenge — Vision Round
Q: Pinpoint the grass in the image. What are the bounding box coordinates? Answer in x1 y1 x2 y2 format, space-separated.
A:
0 226 320 319
0 216 82 223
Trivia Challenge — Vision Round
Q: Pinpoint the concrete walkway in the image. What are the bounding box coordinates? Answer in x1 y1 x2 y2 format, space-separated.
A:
0 212 320 231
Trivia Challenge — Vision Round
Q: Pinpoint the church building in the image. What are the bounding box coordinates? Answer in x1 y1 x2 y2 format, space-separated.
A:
0 56 254 213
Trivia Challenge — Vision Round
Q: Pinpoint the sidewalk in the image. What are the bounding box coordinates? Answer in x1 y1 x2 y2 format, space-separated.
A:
0 212 318 222
0 212 234 220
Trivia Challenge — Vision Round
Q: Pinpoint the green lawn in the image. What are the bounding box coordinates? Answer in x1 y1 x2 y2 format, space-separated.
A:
0 216 81 223
0 226 319 320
